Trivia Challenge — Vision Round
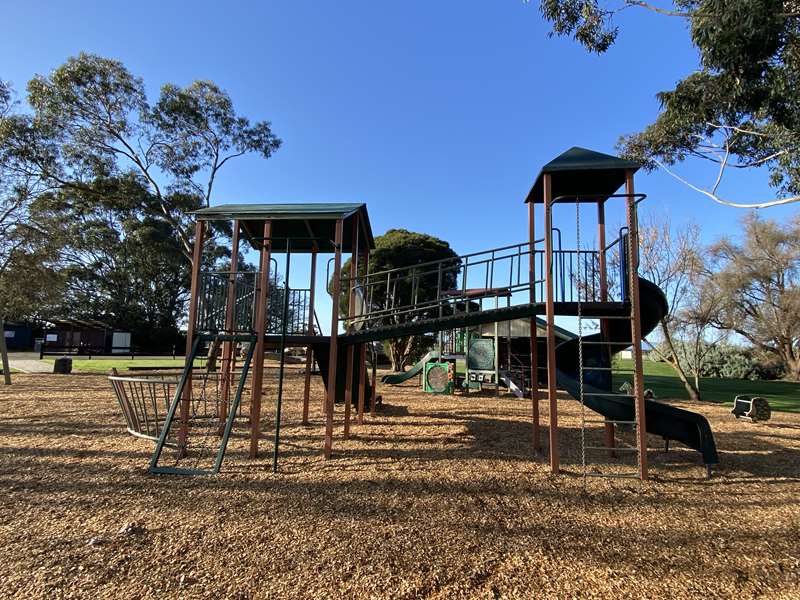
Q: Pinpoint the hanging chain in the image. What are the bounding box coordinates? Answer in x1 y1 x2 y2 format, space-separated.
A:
576 198 587 482
626 198 643 479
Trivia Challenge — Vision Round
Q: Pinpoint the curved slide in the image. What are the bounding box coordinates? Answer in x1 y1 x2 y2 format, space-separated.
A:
554 277 719 467
381 350 440 384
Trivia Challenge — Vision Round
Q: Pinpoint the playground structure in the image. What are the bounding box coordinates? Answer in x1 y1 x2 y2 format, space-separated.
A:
140 147 719 480
381 315 574 397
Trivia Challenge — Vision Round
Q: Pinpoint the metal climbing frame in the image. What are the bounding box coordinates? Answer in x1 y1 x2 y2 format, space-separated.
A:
149 333 257 475
195 267 317 336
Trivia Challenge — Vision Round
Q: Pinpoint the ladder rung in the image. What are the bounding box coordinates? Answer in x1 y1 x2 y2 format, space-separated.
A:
579 340 624 345
584 392 634 398
584 419 637 426
584 446 639 452
581 366 612 371
579 315 632 320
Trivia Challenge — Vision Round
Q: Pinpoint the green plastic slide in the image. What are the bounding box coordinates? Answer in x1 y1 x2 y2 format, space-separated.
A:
381 350 440 385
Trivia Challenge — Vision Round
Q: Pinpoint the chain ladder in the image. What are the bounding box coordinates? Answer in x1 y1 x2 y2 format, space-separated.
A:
626 198 643 478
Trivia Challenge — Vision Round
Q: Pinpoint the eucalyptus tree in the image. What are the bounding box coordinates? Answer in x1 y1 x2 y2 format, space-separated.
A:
0 80 62 321
534 1 800 208
0 53 281 264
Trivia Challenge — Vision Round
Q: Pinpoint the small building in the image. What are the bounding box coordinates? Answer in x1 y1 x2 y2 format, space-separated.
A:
3 322 35 351
42 319 131 355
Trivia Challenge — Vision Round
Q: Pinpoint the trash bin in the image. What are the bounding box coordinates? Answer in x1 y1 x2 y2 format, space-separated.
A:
53 356 72 374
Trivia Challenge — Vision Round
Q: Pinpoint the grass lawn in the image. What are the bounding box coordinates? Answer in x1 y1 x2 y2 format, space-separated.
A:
614 357 800 413
47 357 197 374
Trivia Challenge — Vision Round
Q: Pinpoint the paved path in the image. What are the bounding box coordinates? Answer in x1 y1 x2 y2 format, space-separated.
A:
7 353 53 374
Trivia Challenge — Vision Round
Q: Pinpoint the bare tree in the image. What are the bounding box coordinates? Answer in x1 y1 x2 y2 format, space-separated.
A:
611 214 708 400
671 278 729 393
705 214 800 381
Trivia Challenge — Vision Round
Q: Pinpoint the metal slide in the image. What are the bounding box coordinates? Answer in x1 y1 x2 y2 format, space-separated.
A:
554 277 719 467
381 350 440 385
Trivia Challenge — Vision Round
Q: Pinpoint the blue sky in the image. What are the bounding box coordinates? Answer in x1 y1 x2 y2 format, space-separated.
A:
3 1 796 332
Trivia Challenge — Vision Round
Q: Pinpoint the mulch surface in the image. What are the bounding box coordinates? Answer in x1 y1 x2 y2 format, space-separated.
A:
1 367 799 599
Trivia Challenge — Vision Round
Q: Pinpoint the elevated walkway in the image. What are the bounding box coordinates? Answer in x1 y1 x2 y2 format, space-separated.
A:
340 301 629 345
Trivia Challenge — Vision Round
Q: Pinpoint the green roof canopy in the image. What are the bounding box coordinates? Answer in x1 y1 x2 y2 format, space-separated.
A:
526 147 641 204
193 203 374 253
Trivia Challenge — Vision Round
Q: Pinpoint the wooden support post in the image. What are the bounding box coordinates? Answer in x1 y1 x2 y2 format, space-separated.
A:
324 219 344 459
543 174 559 474
597 201 608 301
370 346 377 417
357 246 370 424
344 344 354 439
343 215 359 439
302 248 318 425
626 171 648 480
178 219 206 455
357 343 367 424
249 221 272 459
0 318 11 385
219 220 241 433
597 201 616 456
528 200 540 452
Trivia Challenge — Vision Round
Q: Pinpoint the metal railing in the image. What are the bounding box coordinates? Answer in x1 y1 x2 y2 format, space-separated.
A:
336 229 630 333
192 226 633 338
338 240 543 331
196 271 258 333
195 271 317 336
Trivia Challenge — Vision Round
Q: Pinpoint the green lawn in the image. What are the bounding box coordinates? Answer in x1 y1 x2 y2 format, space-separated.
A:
47 357 196 374
613 358 800 413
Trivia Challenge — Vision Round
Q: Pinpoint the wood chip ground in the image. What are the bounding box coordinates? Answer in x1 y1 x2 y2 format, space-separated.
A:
1 366 799 599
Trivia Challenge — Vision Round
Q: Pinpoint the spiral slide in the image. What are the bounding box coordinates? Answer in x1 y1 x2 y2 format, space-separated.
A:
554 277 719 467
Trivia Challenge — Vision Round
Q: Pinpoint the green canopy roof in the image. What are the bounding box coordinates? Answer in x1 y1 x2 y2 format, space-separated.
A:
526 147 641 204
192 202 374 253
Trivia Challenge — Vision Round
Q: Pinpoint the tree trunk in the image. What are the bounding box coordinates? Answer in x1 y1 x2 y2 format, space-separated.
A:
387 338 407 372
658 321 701 401
387 335 416 372
783 354 800 382
0 318 11 385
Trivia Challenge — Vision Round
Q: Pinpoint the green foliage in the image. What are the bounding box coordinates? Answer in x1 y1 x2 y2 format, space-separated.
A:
0 53 281 260
538 0 618 53
658 339 786 381
704 215 800 380
29 180 201 350
0 55 280 347
332 228 459 371
334 228 460 319
535 1 800 206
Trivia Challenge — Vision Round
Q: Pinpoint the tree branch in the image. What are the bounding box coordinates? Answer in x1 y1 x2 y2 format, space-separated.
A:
654 159 800 209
